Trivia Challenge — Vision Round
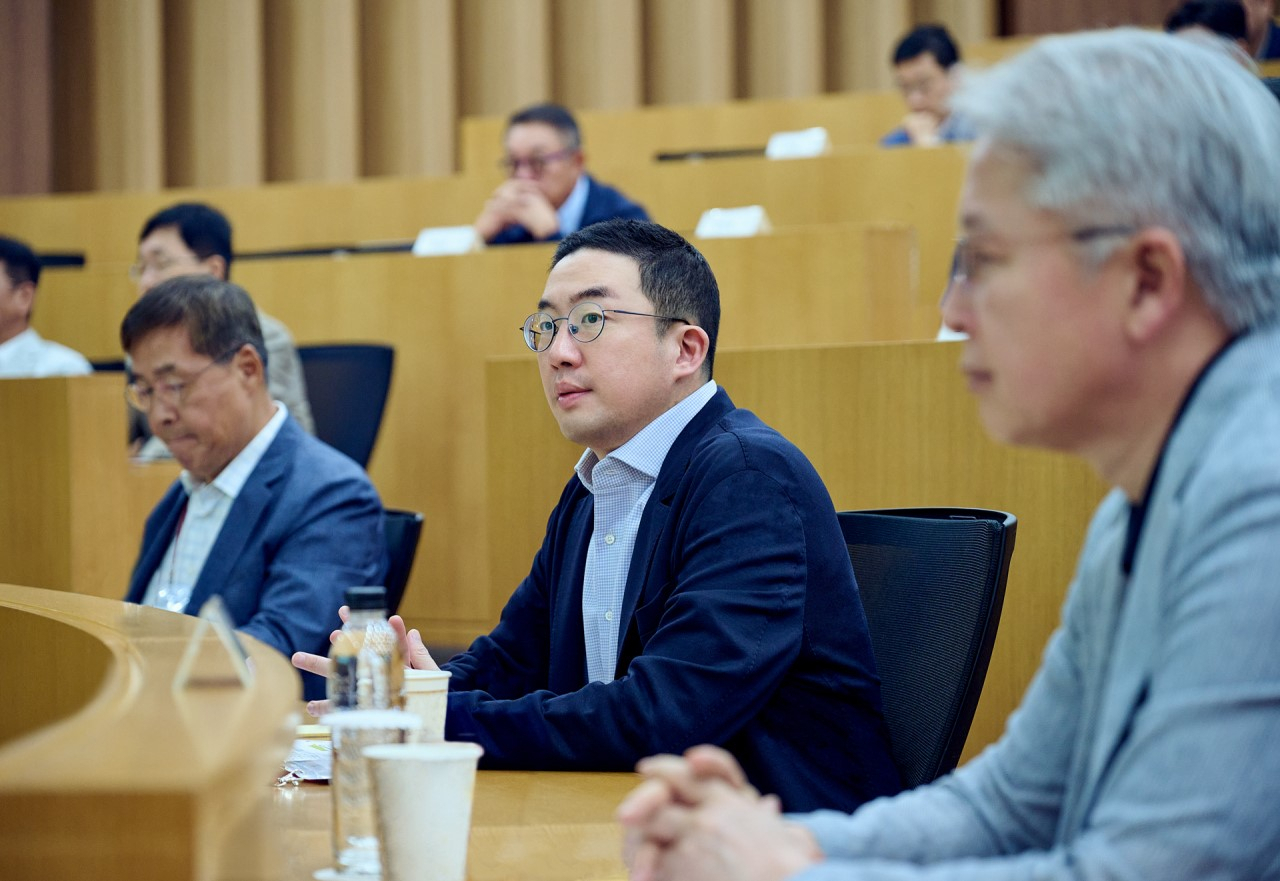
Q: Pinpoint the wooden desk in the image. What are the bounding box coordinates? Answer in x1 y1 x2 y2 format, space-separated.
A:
0 583 299 880
277 771 636 881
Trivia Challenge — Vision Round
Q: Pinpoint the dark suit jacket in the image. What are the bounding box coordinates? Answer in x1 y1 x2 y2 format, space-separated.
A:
126 416 385 700
443 389 900 812
488 174 650 245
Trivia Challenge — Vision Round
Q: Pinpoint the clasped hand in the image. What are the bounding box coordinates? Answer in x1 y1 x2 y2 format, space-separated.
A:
617 745 823 881
473 179 560 242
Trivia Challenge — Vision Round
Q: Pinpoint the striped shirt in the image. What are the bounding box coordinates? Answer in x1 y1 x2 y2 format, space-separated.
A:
574 380 718 682
142 403 288 612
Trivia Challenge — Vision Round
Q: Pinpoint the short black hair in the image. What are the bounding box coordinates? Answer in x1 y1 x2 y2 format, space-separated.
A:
892 24 961 68
121 275 266 369
138 202 234 278
0 235 41 287
551 219 720 379
1165 0 1248 41
507 103 582 150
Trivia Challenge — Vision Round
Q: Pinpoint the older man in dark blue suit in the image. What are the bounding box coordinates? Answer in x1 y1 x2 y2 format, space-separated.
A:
123 276 384 700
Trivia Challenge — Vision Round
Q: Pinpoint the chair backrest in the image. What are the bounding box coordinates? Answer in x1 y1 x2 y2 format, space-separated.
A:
296 344 394 469
838 507 1016 789
383 508 424 615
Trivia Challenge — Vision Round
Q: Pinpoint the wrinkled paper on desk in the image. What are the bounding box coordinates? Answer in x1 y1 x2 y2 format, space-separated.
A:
279 737 332 783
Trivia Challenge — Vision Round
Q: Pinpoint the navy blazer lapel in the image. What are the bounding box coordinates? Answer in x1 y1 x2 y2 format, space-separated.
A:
551 491 595 687
125 484 188 604
183 421 294 614
615 389 735 638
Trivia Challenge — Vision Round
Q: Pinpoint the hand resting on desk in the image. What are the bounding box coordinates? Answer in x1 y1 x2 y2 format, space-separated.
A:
290 604 440 716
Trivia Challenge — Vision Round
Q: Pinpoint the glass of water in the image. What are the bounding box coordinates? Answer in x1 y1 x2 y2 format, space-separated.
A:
321 709 421 877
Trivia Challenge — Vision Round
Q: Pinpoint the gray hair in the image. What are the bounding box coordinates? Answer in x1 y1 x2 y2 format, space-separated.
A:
952 27 1280 332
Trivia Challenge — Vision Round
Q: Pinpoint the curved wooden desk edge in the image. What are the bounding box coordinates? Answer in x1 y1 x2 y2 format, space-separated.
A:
0 583 299 880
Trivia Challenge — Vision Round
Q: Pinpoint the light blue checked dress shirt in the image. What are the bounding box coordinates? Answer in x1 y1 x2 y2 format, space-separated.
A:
574 379 718 683
142 403 288 612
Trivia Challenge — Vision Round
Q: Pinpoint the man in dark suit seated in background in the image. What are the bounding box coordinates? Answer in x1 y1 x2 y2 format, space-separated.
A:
297 219 900 813
123 276 384 700
473 103 650 246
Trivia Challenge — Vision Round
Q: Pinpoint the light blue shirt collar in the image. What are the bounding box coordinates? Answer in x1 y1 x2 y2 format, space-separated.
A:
557 174 591 238
576 380 718 489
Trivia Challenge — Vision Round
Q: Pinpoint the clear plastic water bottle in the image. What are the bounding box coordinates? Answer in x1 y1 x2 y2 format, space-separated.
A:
328 585 405 710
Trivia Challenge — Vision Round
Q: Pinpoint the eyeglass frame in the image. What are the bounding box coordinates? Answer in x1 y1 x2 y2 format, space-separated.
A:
125 344 244 411
519 302 691 352
498 147 578 177
948 224 1138 291
127 252 203 284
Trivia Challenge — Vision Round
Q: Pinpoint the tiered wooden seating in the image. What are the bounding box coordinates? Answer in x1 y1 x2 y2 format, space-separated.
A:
13 224 923 647
459 90 909 174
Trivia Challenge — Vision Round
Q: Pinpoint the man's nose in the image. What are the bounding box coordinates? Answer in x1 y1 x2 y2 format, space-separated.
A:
545 324 582 363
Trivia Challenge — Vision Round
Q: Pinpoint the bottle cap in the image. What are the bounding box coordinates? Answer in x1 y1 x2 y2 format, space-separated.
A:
345 585 388 610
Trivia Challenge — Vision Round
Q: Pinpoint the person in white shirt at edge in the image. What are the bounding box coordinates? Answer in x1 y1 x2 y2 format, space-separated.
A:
617 28 1280 881
0 236 92 378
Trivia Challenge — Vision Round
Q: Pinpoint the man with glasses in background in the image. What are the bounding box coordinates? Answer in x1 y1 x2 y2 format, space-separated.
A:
296 218 899 813
472 103 649 246
881 24 976 148
130 203 313 459
124 275 383 701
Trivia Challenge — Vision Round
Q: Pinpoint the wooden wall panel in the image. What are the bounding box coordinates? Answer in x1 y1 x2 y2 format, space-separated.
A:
0 0 54 196
915 0 996 46
826 0 912 92
740 0 825 99
459 0 551 117
645 0 735 104
263 0 360 183
50 0 164 192
93 0 164 191
552 0 643 111
165 0 265 188
1003 0 1167 35
361 0 457 178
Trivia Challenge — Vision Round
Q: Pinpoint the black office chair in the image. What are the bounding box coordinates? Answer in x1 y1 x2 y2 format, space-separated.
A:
383 508 424 615
297 344 394 469
838 507 1016 789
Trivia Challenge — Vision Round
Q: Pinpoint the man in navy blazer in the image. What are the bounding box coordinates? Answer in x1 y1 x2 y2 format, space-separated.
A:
297 219 899 812
474 103 649 246
123 276 384 700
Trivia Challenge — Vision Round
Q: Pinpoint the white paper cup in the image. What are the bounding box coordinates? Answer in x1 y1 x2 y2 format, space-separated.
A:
364 741 484 881
403 669 451 742
321 710 422 877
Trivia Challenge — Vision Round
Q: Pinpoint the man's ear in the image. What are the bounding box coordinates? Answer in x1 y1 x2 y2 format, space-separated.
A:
14 281 36 322
671 324 711 381
201 254 228 281
231 342 266 384
1124 227 1188 345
